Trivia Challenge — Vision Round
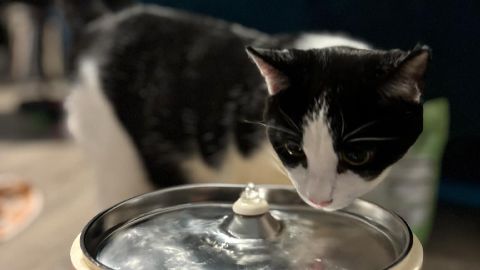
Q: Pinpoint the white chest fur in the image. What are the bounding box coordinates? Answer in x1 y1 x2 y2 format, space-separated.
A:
66 59 153 208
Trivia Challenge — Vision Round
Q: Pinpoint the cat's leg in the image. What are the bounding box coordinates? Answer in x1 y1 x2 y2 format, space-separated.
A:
65 59 154 209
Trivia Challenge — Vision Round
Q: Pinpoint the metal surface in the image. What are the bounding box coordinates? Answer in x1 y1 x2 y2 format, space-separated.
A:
81 184 413 270
222 211 283 240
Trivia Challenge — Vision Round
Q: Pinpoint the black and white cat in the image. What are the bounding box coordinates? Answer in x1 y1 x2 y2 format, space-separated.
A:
66 5 430 210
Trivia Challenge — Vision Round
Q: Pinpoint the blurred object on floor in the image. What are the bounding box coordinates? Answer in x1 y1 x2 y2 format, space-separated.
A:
0 82 67 141
365 98 450 242
0 174 43 242
0 141 97 270
0 1 68 141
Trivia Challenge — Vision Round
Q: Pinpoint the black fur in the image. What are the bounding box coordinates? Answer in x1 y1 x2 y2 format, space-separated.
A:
257 47 427 179
79 6 287 186
77 5 428 187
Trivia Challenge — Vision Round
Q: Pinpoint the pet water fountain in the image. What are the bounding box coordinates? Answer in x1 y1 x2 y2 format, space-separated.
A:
70 183 423 269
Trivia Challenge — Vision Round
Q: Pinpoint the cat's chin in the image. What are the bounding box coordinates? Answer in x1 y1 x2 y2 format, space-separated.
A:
295 190 351 212
301 194 354 211
318 203 349 212
307 201 350 212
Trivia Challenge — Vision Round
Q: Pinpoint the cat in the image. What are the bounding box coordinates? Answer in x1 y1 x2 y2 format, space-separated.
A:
66 5 430 210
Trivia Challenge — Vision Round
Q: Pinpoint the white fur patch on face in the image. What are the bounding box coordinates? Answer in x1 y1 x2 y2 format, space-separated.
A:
292 105 339 208
285 103 388 211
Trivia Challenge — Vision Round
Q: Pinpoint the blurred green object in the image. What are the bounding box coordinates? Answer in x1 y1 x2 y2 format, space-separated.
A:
364 98 450 244
411 98 450 161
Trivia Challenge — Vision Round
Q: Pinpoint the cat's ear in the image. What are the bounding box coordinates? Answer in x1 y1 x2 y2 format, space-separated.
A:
246 47 291 95
385 45 431 103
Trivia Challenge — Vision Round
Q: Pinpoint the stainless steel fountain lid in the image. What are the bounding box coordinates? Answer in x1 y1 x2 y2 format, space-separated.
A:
81 184 412 270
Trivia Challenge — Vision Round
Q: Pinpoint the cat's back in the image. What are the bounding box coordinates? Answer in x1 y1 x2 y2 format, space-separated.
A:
70 5 275 182
66 5 273 193
78 5 272 121
80 5 271 75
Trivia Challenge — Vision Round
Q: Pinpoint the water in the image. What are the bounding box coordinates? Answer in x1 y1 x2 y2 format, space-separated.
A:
97 205 396 270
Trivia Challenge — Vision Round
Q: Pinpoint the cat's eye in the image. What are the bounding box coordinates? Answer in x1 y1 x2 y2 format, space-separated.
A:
341 151 373 166
284 142 304 157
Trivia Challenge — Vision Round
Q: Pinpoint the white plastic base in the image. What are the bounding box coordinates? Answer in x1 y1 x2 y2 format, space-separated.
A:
391 233 423 270
71 234 101 270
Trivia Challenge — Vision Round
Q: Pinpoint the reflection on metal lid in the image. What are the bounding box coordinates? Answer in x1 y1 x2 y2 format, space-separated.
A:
82 184 412 270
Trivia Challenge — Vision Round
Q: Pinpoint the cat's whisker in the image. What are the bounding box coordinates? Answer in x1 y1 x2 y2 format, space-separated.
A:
343 120 378 141
347 137 399 143
242 120 299 136
339 110 345 137
278 107 301 132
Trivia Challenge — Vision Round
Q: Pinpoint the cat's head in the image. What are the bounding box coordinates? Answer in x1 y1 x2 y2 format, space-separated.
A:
247 45 430 211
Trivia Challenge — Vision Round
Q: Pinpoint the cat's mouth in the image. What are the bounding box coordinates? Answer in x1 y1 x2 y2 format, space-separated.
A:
308 198 333 208
296 189 335 210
